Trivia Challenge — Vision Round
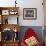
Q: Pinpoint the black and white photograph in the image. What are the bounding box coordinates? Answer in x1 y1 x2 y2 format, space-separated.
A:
23 8 37 20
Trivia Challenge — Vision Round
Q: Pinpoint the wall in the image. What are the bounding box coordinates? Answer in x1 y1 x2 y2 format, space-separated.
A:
0 0 44 26
17 0 44 26
0 0 44 45
18 26 43 44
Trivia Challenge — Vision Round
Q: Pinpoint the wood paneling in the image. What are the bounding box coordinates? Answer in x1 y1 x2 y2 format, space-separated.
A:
44 0 46 27
0 24 20 32
0 7 19 46
43 0 46 46
2 41 19 46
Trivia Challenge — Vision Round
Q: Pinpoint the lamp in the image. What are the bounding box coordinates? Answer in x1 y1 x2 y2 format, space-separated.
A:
14 28 17 32
15 0 17 7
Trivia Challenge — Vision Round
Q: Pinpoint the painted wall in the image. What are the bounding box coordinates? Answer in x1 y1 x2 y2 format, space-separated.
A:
18 26 44 44
0 0 44 26
18 0 44 26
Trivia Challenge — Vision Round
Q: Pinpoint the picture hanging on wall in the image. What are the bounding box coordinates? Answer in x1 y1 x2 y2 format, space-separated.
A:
23 8 37 20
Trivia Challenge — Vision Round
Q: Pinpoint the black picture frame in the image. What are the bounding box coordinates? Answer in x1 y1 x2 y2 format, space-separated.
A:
23 8 37 20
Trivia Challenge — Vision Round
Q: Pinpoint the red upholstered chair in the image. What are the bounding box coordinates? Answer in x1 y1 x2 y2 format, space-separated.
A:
21 28 41 46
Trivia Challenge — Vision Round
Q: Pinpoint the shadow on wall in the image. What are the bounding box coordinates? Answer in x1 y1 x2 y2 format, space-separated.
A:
18 26 44 44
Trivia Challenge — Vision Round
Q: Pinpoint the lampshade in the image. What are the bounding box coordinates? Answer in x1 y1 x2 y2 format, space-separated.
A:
13 28 17 32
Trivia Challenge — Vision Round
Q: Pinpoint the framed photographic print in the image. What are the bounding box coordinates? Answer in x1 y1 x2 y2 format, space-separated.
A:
23 8 37 20
9 9 18 15
2 10 9 15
